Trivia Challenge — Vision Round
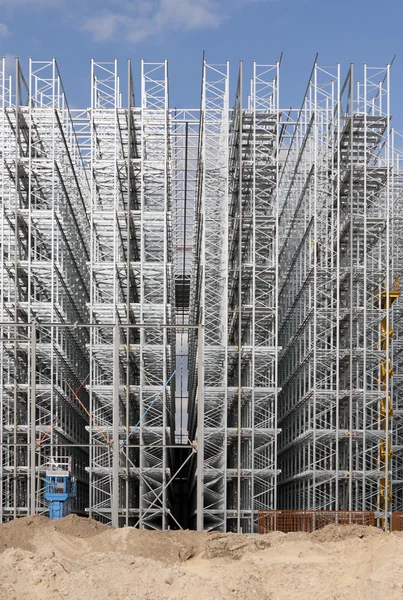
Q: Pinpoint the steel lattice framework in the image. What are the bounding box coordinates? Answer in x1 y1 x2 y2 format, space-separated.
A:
188 60 281 532
0 58 90 520
87 60 176 528
1 56 403 533
277 63 402 527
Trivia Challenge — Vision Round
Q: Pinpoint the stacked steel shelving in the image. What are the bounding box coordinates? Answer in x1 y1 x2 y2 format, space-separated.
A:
1 56 403 533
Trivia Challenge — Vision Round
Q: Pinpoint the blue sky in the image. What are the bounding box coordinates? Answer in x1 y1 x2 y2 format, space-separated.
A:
1 0 403 127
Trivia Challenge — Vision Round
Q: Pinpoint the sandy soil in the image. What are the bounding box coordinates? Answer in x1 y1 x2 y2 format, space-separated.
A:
1 515 402 599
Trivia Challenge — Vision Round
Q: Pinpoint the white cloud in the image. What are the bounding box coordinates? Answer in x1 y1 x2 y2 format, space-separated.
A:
0 0 62 37
84 12 121 43
0 0 275 46
83 0 223 44
0 22 10 37
0 0 61 4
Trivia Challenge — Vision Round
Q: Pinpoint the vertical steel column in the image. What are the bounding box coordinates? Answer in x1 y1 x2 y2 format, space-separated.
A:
50 59 56 470
13 57 20 520
312 63 318 509
384 63 392 529
0 57 4 522
29 322 36 515
88 58 95 519
236 62 243 534
112 325 119 527
193 59 229 531
196 325 204 531
28 57 34 516
162 58 168 531
335 63 341 510
348 64 354 512
251 62 257 533
223 63 230 531
273 60 281 512
140 60 173 529
124 57 134 529
89 60 125 524
139 59 145 529
196 59 206 532
362 63 368 511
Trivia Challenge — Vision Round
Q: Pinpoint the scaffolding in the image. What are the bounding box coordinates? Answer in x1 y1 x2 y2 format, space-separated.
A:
0 58 177 529
0 58 91 519
1 55 403 533
87 60 176 528
188 60 281 532
277 62 401 528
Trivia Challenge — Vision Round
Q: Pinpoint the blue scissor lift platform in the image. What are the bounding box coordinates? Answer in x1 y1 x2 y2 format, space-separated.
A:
44 461 77 520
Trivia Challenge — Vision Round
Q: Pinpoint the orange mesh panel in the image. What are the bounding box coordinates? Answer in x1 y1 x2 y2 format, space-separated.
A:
258 510 375 534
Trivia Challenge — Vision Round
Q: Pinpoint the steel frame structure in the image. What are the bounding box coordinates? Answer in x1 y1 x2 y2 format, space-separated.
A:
87 60 176 528
188 60 230 531
1 56 403 533
277 62 401 528
0 58 90 520
188 60 281 532
0 58 177 529
391 132 403 513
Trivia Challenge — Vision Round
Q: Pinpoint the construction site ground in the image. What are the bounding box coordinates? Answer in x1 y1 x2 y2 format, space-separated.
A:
1 515 403 599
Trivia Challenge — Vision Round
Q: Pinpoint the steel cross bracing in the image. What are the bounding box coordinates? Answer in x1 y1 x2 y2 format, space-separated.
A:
139 60 176 529
87 60 176 529
188 61 230 531
1 56 403 532
188 60 281 533
88 59 131 526
277 62 402 527
391 133 403 513
0 58 91 520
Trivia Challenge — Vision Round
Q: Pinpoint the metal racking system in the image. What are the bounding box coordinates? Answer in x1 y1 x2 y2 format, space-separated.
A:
188 60 281 532
391 133 403 513
0 58 91 520
1 55 403 532
0 57 177 529
277 61 402 528
87 59 176 528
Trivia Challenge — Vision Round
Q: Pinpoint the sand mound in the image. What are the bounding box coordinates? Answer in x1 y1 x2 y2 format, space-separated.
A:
0 514 108 554
0 515 51 553
86 527 209 564
311 523 384 542
1 516 403 599
204 532 274 559
51 513 108 538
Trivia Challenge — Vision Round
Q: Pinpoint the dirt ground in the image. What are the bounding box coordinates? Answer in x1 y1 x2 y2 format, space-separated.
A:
1 515 403 599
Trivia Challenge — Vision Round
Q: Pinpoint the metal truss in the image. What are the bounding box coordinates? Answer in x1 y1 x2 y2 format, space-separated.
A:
277 61 402 528
0 58 91 520
2 55 403 534
87 60 176 529
188 60 281 533
391 132 403 512
138 60 176 529
88 59 131 526
188 60 230 531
